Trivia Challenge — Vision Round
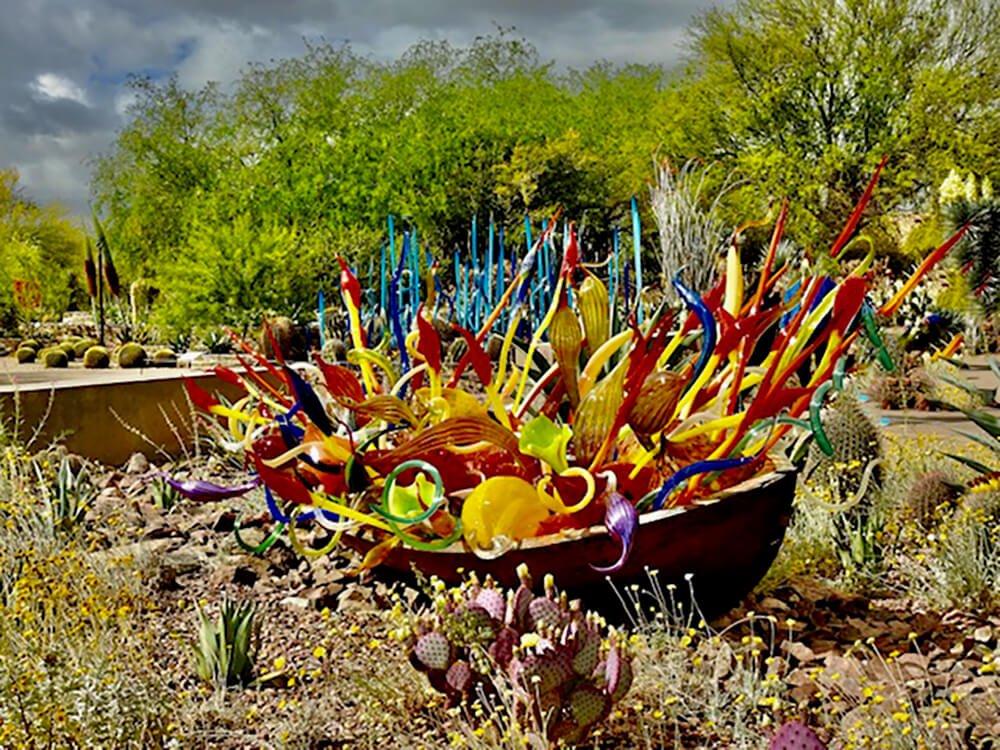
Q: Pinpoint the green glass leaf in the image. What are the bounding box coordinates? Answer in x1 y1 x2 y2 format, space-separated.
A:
518 415 572 474
387 471 438 520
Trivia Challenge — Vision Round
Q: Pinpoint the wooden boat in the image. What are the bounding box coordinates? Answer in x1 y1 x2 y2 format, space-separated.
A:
342 464 798 616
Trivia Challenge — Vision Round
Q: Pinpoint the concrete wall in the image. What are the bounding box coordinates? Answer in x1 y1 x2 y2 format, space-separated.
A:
0 370 245 465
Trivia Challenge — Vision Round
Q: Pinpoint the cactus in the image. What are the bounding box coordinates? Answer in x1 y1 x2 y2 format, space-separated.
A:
42 348 68 368
769 720 827 750
904 471 963 528
405 567 632 744
19 339 39 351
867 365 932 410
83 346 110 369
117 342 147 369
57 341 77 361
260 317 307 362
73 338 97 358
151 348 177 367
807 392 883 501
16 347 36 363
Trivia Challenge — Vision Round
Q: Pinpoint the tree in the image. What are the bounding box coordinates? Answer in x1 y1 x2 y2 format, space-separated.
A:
0 170 84 331
671 0 1000 252
91 34 673 335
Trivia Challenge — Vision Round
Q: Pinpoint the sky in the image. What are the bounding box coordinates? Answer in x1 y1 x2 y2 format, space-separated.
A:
1 1 716 216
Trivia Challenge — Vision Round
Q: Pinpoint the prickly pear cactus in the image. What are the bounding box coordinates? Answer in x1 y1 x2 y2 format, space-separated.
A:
403 565 633 744
768 720 827 750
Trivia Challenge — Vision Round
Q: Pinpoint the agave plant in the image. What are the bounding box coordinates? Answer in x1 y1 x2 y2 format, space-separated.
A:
944 396 1000 494
32 454 95 532
942 173 1000 317
193 598 260 688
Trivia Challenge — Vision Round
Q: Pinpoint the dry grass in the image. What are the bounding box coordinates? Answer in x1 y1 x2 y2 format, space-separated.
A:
0 445 173 748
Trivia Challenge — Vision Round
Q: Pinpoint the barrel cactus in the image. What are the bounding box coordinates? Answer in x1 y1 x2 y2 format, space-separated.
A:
151 348 177 367
83 346 110 369
73 338 97 358
405 566 632 745
261 317 307 362
16 347 36 363
807 391 883 502
42 348 68 368
19 338 39 351
904 471 963 528
57 341 77 361
117 342 147 369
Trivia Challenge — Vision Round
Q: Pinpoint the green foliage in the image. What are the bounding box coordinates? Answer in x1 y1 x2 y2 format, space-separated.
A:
678 0 1000 253
0 170 86 328
153 215 301 334
88 16 1000 333
117 342 147 369
83 345 110 369
193 599 260 688
91 35 667 335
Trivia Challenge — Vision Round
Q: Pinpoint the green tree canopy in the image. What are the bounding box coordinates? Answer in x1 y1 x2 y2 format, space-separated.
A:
673 0 1000 253
0 169 85 331
88 13 1000 335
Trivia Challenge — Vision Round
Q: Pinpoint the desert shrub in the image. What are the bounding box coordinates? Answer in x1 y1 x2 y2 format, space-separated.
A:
895 493 1000 610
0 446 172 747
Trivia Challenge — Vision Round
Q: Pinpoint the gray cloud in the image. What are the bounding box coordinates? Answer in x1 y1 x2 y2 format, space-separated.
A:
0 0 723 214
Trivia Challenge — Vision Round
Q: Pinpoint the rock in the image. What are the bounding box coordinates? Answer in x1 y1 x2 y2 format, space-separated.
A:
957 687 1000 726
208 563 260 588
280 596 312 609
336 584 376 614
972 625 994 644
297 584 344 610
211 509 237 533
784 642 818 664
758 596 790 612
125 452 150 474
313 564 346 586
233 565 258 587
160 548 207 576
